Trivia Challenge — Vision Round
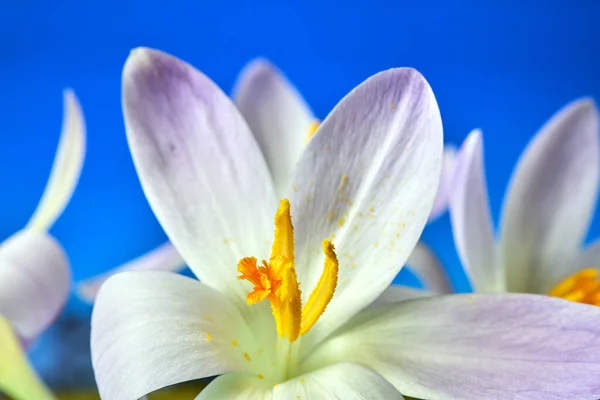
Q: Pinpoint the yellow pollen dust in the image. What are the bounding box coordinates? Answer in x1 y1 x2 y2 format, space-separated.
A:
305 120 321 142
548 268 600 306
237 199 339 343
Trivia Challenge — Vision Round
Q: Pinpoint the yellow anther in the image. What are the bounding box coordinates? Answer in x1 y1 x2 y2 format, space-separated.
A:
548 268 600 306
306 120 320 142
300 241 339 335
238 199 339 342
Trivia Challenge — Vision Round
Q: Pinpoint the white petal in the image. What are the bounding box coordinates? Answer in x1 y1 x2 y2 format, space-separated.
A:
499 99 600 294
76 241 185 303
428 145 457 222
405 242 452 293
274 363 403 399
233 59 315 198
306 294 600 400
0 230 70 343
122 48 276 304
197 372 272 400
370 285 432 307
289 68 443 350
0 315 54 400
449 129 500 292
26 89 86 232
91 271 267 400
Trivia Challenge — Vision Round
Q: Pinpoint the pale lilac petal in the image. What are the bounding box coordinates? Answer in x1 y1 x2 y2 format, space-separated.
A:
76 241 185 303
91 271 266 400
26 89 86 232
0 315 54 400
306 294 600 400
428 145 457 222
289 68 443 352
500 99 600 294
273 363 403 399
405 242 452 294
233 59 315 198
197 373 272 400
0 230 70 343
122 48 277 304
449 129 500 292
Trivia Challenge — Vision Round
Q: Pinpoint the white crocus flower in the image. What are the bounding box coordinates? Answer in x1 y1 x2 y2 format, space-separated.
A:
77 59 456 302
0 90 85 400
450 99 600 303
91 48 600 400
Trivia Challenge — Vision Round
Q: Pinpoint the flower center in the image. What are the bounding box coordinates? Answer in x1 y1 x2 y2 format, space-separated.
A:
238 199 339 343
305 120 320 142
547 268 600 306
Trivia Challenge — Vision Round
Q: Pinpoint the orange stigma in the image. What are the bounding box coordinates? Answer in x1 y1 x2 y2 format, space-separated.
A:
238 199 339 342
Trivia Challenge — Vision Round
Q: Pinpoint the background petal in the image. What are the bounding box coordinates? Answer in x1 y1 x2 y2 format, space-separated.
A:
575 238 600 270
288 68 443 351
233 59 315 197
369 285 432 307
405 242 452 294
76 241 185 303
26 89 86 232
499 99 600 294
306 294 600 400
92 271 267 400
122 48 277 304
428 145 457 222
449 129 500 292
273 363 403 400
0 315 54 400
0 230 70 343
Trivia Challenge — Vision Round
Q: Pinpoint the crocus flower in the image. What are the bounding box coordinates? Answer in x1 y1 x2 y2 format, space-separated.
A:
91 47 600 400
77 59 456 302
449 99 600 301
0 90 85 400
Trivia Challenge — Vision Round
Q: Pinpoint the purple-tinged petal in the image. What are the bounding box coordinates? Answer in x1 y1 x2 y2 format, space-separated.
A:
122 48 277 305
306 293 600 400
92 271 267 400
289 68 443 353
449 129 500 292
233 59 315 198
500 99 600 294
0 230 70 343
76 241 185 303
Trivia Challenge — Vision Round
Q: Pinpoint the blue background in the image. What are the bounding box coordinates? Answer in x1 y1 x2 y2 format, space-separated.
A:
1 0 599 390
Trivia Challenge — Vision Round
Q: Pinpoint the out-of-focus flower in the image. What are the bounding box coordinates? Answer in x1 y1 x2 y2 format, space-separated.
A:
0 90 85 400
91 48 600 400
449 100 600 302
76 59 457 303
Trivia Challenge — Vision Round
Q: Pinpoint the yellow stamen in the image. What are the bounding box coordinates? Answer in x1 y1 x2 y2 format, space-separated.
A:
305 120 320 142
238 199 339 343
0 315 55 400
548 268 600 306
300 240 339 335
